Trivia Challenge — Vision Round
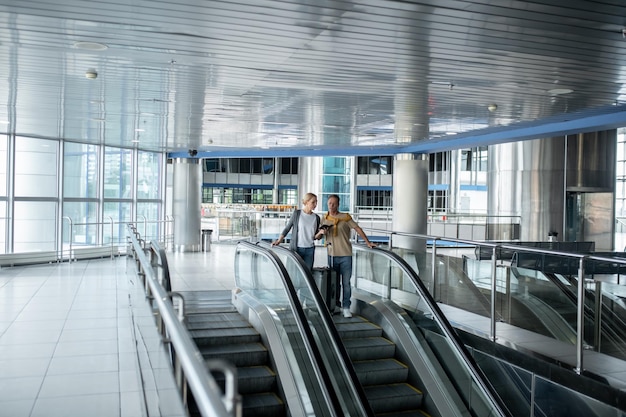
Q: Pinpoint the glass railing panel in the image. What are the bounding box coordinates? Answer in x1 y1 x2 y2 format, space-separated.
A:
352 246 507 417
436 242 626 362
268 244 372 416
233 244 336 417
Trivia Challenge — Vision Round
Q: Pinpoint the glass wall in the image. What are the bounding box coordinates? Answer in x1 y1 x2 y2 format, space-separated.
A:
0 134 165 254
321 156 352 211
0 135 6 253
63 143 99 247
14 137 59 252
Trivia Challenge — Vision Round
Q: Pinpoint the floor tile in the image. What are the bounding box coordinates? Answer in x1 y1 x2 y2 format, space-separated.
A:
47 353 119 375
30 393 120 417
38 371 120 397
0 398 35 417
0 357 50 378
0 375 44 401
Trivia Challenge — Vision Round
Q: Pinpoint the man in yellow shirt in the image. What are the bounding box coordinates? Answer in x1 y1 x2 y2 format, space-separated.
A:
319 194 376 318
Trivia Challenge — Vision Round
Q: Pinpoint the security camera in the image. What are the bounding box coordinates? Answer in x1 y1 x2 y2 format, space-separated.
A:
188 149 198 157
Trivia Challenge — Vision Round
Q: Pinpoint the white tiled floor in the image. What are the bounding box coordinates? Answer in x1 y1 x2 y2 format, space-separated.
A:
0 244 237 417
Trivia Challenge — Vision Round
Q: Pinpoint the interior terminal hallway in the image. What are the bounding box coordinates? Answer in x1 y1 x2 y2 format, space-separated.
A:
0 244 237 417
2 242 626 416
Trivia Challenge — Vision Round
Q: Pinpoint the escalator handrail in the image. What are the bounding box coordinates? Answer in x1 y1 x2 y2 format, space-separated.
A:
262 241 375 417
235 241 345 417
127 225 232 417
352 243 513 417
150 240 172 293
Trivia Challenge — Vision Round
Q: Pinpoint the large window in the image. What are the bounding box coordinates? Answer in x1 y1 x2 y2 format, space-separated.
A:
104 147 132 199
429 152 448 172
357 156 393 175
137 151 161 200
321 157 352 211
0 134 7 196
357 189 392 207
228 158 274 174
0 135 165 253
616 128 626 217
226 188 273 204
14 201 57 252
63 201 98 245
280 157 298 174
15 137 58 198
428 189 448 213
64 142 98 198
460 147 488 171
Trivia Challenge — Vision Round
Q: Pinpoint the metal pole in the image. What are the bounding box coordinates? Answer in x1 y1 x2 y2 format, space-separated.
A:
431 238 438 299
594 281 602 353
575 256 586 374
491 246 497 341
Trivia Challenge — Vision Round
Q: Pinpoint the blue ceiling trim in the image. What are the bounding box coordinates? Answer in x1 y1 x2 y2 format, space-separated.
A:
399 104 626 154
460 184 488 191
429 184 449 191
168 104 626 159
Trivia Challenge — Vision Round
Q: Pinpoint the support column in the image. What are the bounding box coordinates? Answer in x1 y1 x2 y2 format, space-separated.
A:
392 154 429 251
172 158 201 252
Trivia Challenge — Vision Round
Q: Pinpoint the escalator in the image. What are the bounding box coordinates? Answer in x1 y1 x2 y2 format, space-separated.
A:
268 242 510 417
180 243 348 417
334 315 426 415
391 246 626 415
182 292 284 416
528 269 626 360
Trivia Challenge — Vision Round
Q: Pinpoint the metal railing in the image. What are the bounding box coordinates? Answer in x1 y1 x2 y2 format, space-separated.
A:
127 224 240 417
60 216 174 261
361 228 626 376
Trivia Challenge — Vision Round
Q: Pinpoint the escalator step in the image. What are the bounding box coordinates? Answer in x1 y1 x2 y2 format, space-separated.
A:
191 326 260 346
186 312 250 329
334 320 383 339
242 392 285 417
211 365 277 394
354 358 409 385
377 409 431 417
364 383 424 414
200 342 268 366
343 336 396 360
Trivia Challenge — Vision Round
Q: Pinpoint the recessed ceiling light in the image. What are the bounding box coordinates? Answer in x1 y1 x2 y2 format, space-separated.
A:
73 41 108 51
548 88 573 95
0 120 9 124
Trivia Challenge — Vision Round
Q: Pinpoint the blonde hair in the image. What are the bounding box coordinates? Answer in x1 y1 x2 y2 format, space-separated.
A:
302 192 317 204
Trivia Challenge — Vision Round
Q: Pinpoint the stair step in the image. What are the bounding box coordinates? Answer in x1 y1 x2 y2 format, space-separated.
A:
186 312 250 329
242 392 285 417
343 336 396 360
365 383 424 414
354 358 409 385
211 365 276 394
200 342 268 366
377 409 431 417
334 319 382 339
192 327 260 346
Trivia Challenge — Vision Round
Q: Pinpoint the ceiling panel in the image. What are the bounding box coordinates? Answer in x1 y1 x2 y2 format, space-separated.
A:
0 0 625 156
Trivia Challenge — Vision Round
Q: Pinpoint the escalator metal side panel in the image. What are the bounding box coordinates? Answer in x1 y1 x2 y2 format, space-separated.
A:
232 290 311 417
352 291 471 417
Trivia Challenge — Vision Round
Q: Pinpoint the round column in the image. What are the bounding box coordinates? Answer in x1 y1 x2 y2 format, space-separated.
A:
172 158 201 252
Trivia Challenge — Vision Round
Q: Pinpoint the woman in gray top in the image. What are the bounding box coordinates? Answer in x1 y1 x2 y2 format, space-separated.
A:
272 193 322 270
